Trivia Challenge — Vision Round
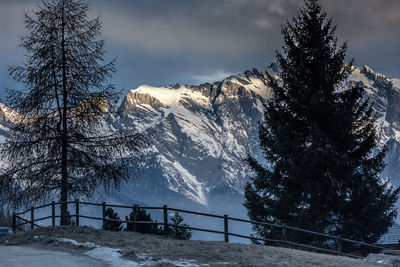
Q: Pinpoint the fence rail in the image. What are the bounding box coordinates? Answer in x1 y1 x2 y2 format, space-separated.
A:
12 200 386 258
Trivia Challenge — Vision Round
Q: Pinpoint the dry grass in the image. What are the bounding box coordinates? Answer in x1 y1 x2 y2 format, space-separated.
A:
0 226 385 266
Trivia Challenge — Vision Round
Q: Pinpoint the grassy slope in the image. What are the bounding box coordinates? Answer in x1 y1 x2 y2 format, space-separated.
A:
0 226 384 267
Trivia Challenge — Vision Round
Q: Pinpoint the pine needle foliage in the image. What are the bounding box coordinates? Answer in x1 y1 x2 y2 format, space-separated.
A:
125 206 161 234
103 207 123 232
167 211 192 240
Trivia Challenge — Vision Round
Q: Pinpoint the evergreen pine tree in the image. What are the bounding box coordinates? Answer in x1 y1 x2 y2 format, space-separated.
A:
244 0 399 248
103 207 123 231
125 206 160 234
168 211 192 240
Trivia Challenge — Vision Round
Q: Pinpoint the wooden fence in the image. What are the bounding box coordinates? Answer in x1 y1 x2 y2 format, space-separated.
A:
12 200 386 258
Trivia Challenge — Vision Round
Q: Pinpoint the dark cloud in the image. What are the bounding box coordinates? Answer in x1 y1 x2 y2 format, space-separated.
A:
0 0 399 100
319 0 400 76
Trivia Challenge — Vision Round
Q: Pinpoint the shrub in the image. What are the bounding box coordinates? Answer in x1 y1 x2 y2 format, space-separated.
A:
103 207 123 231
125 206 160 234
168 211 192 240
0 209 12 227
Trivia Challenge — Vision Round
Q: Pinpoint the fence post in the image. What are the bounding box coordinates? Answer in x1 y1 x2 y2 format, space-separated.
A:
282 223 287 242
224 215 229 243
163 205 168 236
75 199 79 226
12 212 16 233
102 202 106 229
132 204 138 232
52 201 55 227
30 207 34 230
336 236 342 255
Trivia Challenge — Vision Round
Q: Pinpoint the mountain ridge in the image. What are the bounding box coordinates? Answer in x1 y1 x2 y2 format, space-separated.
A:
1 64 400 219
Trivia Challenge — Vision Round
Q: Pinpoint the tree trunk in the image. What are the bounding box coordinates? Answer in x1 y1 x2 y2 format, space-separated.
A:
60 0 69 226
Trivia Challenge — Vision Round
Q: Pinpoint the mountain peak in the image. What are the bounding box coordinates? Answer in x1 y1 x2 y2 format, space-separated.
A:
362 65 374 73
129 85 185 106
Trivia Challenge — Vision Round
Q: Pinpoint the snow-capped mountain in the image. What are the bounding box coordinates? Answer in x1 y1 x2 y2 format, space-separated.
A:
108 64 400 218
112 66 276 216
1 64 400 219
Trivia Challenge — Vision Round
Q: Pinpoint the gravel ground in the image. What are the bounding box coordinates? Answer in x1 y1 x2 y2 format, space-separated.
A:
0 226 386 266
0 245 108 267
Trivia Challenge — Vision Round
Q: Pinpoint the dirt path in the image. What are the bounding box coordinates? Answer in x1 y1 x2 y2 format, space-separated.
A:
0 245 108 267
0 226 386 266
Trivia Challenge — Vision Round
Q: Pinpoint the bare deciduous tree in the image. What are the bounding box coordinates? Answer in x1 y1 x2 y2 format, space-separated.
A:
0 0 147 225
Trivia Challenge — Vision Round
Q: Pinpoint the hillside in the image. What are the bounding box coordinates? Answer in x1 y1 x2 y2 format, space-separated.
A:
0 226 384 266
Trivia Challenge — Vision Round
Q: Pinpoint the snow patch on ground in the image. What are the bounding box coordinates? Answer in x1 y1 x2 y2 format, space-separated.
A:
56 238 97 249
137 253 200 266
56 237 205 266
86 247 139 267
366 253 400 265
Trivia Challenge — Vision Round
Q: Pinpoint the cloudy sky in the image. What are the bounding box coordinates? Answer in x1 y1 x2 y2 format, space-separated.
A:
0 0 399 100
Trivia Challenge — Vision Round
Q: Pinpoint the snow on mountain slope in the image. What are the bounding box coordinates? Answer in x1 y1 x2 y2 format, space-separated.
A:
112 64 400 215
130 85 186 106
113 67 275 214
392 79 400 90
1 64 400 218
349 67 400 185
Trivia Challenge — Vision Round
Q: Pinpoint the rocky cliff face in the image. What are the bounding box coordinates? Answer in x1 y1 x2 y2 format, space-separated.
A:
110 67 274 215
345 66 400 186
112 65 400 215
